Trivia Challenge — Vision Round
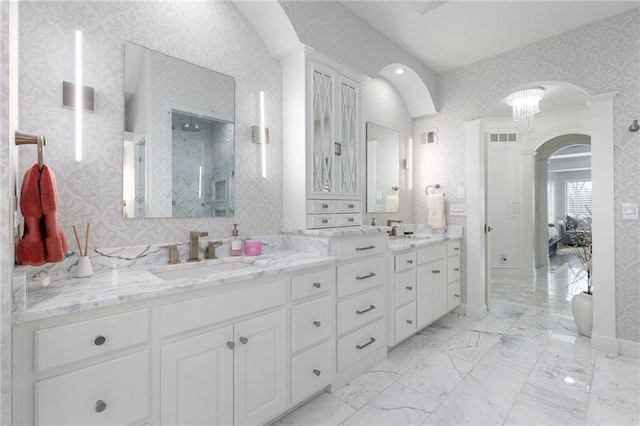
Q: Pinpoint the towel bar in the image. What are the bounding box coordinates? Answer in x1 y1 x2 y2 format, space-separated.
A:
15 130 46 170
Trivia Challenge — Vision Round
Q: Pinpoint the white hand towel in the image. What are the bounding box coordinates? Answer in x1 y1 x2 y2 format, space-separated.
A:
427 193 446 229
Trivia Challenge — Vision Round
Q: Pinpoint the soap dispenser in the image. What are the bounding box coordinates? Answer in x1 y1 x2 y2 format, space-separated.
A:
229 223 242 256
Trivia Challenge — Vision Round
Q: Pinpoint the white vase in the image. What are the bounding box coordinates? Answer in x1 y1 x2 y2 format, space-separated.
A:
571 292 593 337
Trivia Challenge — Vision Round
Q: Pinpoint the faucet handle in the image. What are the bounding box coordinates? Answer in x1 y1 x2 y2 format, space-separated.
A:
190 230 209 237
161 244 180 264
207 240 223 260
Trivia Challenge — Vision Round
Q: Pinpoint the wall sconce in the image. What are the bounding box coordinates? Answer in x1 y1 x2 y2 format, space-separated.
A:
252 91 268 178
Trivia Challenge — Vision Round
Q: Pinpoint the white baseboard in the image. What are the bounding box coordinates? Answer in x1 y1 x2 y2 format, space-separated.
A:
618 338 640 358
591 332 619 354
463 303 487 320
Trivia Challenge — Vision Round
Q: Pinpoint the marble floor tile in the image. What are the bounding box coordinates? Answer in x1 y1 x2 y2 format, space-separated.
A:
467 314 517 334
388 333 439 369
585 387 640 425
270 391 354 426
437 329 502 364
518 306 562 330
589 353 640 407
416 312 475 347
504 383 587 425
341 383 439 426
399 351 474 402
455 355 529 411
425 386 509 426
525 351 593 404
483 333 546 371
331 359 407 410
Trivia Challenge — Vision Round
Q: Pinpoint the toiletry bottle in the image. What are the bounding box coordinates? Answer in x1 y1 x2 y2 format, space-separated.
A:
230 223 242 256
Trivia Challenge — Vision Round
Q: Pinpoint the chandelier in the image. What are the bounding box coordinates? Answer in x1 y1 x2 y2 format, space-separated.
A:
505 87 544 138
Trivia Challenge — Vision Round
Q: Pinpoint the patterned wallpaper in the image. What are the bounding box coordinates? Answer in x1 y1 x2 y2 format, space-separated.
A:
415 9 640 342
18 1 283 248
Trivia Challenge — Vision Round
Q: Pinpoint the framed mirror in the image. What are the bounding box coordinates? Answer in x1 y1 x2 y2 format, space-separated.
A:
122 42 235 218
366 122 400 213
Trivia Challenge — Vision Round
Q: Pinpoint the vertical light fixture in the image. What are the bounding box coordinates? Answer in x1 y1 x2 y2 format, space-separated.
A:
198 166 203 198
259 90 267 178
74 29 83 162
407 137 413 190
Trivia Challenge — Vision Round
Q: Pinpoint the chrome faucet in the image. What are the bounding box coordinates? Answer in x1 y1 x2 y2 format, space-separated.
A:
387 220 402 237
189 231 208 262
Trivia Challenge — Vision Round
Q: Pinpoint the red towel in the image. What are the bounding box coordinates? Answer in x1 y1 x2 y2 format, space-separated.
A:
17 163 68 266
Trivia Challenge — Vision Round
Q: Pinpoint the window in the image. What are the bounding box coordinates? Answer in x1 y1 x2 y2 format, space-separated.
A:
566 180 592 217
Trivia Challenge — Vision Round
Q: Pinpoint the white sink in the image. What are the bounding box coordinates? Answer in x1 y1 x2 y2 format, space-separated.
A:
151 260 254 281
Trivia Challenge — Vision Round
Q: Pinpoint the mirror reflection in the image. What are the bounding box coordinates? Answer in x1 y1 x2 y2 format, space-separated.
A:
122 42 235 218
366 122 400 213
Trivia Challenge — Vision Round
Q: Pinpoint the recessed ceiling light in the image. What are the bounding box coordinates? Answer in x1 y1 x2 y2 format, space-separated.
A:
395 68 405 75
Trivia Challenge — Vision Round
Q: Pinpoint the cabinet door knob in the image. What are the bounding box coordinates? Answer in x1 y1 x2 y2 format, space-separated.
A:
407 260 413 264
94 335 106 346
356 337 376 350
406 319 413 324
348 204 355 209
355 304 376 315
406 286 413 291
454 268 460 271
454 247 460 251
313 369 321 376
226 341 235 349
239 336 248 344
455 294 460 298
313 321 322 328
95 400 107 413
313 282 322 288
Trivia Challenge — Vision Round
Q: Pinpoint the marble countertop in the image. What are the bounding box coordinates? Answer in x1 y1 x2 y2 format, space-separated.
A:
13 249 337 323
388 234 462 252
283 226 390 237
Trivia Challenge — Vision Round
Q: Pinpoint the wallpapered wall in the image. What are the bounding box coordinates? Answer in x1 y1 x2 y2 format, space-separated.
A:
415 9 640 342
18 1 283 248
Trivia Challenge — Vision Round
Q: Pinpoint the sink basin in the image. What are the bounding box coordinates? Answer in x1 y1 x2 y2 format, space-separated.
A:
151 260 254 281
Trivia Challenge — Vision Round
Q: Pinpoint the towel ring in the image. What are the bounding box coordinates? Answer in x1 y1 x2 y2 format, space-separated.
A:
425 184 441 195
15 130 47 170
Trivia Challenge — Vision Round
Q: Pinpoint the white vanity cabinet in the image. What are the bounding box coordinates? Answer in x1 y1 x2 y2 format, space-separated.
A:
389 250 417 345
447 240 462 310
416 243 448 328
282 48 362 230
330 233 387 387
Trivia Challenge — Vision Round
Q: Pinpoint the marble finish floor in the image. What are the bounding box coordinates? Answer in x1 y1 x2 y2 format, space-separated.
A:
272 256 639 425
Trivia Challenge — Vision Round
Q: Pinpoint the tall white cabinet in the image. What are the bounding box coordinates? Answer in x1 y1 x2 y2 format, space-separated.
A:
282 48 362 229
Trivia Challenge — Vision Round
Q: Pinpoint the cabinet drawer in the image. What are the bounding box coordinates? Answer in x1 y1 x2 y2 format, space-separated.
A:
161 279 287 338
307 214 337 228
448 256 461 283
307 200 338 214
336 257 385 298
292 295 333 352
448 281 461 310
35 350 150 426
337 287 385 335
447 240 461 256
291 340 334 405
395 302 417 343
334 234 387 261
394 269 416 307
394 251 416 272
337 317 385 371
35 309 150 373
335 214 361 227
335 200 361 213
417 243 446 265
291 268 334 301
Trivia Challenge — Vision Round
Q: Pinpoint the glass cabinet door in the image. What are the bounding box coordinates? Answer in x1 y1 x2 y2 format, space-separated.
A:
338 77 358 197
311 66 334 195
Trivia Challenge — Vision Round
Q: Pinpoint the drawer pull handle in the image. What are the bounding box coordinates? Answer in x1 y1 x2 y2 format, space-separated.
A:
356 272 376 280
321 219 329 224
455 294 460 298
313 282 322 288
95 400 107 413
356 305 376 315
407 260 413 264
321 204 329 209
226 341 235 349
432 269 441 274
406 320 413 325
356 337 376 350
94 335 106 346
355 245 376 251
239 336 248 344
454 247 460 251
454 268 460 272
348 204 355 208
313 320 322 327
406 286 413 291
348 218 355 222
313 369 322 376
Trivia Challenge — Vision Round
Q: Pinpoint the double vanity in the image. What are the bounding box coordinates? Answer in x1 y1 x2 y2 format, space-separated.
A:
12 228 462 426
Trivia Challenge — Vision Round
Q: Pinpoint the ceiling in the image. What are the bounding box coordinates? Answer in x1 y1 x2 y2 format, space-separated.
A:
341 1 639 74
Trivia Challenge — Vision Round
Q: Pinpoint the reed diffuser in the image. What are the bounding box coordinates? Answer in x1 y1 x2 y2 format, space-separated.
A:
72 223 93 277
